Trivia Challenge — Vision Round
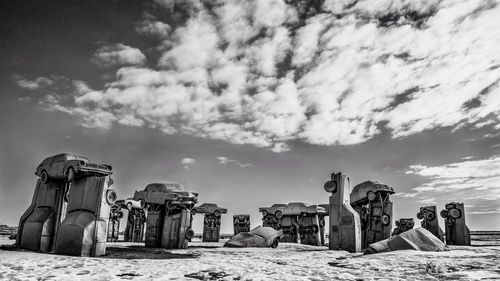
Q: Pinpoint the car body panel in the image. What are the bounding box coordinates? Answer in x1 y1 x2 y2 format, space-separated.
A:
35 153 112 181
350 181 395 204
224 226 283 248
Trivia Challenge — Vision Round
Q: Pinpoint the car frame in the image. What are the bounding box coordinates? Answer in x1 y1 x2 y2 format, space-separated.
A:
34 153 112 183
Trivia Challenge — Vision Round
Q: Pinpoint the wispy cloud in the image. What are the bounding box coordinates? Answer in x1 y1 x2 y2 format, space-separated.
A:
406 155 500 213
11 74 53 90
90 43 146 68
26 0 500 152
181 157 196 169
216 156 253 168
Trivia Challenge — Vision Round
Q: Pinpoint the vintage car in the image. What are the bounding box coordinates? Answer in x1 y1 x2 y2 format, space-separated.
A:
283 202 326 216
224 226 283 248
133 182 198 209
259 204 286 218
350 181 395 205
116 198 146 210
34 153 112 183
192 203 227 216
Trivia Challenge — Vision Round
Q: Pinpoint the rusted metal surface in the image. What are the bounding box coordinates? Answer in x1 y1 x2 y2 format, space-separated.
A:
417 206 444 241
193 203 227 242
441 202 471 245
233 214 250 235
392 218 415 236
324 172 361 253
54 174 115 256
134 182 197 249
351 181 395 249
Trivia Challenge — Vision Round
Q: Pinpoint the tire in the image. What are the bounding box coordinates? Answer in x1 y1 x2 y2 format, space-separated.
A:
185 228 195 239
66 167 75 182
416 212 424 220
426 211 436 221
324 180 337 193
407 221 415 228
166 200 175 210
319 219 325 227
395 220 400 226
275 210 283 219
214 210 221 217
139 199 146 209
440 210 449 218
271 238 279 248
127 202 133 211
381 215 390 225
191 208 197 216
449 208 461 219
106 189 117 205
40 170 49 183
367 191 377 201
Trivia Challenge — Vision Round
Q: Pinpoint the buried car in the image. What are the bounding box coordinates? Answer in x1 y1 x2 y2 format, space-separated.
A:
35 153 112 183
224 226 283 248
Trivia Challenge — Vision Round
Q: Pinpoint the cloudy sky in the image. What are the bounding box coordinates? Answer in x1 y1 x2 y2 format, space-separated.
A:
1 0 499 232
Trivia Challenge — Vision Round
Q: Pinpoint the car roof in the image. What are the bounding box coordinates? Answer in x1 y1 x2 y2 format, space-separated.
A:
145 182 183 192
40 153 90 165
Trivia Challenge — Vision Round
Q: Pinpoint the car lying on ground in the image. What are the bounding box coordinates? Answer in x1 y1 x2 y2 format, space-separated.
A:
133 182 198 209
224 226 283 248
35 153 112 183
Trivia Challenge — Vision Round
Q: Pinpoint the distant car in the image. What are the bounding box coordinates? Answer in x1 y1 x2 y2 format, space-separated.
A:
34 153 112 183
224 226 283 248
192 203 227 216
117 198 146 210
259 204 287 218
133 182 198 209
283 202 326 216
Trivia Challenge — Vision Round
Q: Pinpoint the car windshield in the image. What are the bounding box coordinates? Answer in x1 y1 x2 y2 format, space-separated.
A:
145 183 183 192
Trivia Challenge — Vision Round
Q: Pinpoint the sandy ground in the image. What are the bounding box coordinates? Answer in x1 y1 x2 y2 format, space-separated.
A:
0 237 499 281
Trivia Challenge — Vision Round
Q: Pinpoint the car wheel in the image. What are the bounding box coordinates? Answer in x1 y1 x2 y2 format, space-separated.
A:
449 208 461 219
40 170 49 183
166 200 175 210
426 211 436 221
381 215 390 225
139 199 146 209
106 189 117 205
324 180 337 193
440 210 449 218
416 212 424 220
407 221 415 228
191 208 197 216
127 202 133 211
185 228 194 240
271 238 279 248
66 167 75 182
275 210 283 219
214 210 221 217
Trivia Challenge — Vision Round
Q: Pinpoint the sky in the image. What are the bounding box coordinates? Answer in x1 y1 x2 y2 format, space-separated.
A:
1 0 500 233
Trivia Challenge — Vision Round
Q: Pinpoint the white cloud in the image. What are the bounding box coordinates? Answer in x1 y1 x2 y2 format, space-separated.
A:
11 75 53 90
216 156 253 168
406 155 500 214
37 0 500 152
181 157 196 169
90 44 146 68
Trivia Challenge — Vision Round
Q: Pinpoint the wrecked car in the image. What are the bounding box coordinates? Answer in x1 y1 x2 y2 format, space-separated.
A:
133 182 198 210
224 226 283 248
35 153 112 183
